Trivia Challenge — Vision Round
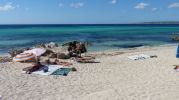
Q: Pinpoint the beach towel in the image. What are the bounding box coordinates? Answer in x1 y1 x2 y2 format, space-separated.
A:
128 54 150 60
22 65 62 75
51 68 71 76
32 65 62 75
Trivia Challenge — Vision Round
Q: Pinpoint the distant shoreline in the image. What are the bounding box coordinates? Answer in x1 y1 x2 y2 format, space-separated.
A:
0 24 179 28
0 21 179 25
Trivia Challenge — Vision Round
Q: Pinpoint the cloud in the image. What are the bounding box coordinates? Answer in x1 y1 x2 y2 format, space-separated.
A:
168 3 179 8
111 0 117 4
0 2 15 11
70 2 84 8
152 8 157 11
135 3 149 9
59 3 63 7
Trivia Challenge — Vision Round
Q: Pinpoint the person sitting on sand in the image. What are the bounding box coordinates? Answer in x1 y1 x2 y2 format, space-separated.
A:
76 42 87 56
67 42 73 57
26 62 43 74
68 42 78 57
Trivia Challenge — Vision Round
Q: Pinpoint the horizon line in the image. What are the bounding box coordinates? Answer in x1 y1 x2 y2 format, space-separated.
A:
1 24 179 25
1 23 138 25
1 21 179 25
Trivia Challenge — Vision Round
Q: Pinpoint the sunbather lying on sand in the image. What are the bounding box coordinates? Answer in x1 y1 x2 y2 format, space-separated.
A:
72 56 96 63
43 58 72 66
26 62 43 74
55 59 72 66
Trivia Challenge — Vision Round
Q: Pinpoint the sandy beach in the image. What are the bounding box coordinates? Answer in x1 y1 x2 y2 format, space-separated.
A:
1 45 179 100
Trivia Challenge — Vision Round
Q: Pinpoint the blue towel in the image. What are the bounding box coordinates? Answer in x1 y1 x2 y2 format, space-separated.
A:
51 68 71 76
176 45 179 58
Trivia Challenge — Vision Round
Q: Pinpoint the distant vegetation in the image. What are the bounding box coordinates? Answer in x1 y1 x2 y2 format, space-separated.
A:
139 21 179 24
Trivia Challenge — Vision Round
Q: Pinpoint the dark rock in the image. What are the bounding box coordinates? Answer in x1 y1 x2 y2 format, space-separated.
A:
57 53 70 59
42 49 54 56
49 53 57 58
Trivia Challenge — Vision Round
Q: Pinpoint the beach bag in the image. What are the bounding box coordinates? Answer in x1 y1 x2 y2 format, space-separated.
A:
43 66 49 72
176 45 179 58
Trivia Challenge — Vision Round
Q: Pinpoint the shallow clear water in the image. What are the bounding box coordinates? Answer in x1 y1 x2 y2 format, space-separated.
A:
0 24 179 54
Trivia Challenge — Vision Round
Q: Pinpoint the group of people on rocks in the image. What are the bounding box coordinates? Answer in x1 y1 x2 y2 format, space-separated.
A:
66 41 88 57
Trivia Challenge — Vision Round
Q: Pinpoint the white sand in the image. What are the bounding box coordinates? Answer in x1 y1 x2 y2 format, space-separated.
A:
1 46 179 100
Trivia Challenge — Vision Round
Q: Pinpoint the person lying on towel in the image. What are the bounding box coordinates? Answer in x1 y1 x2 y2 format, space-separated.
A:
26 62 43 74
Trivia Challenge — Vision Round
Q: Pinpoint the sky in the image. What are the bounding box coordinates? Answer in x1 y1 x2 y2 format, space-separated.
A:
0 0 179 24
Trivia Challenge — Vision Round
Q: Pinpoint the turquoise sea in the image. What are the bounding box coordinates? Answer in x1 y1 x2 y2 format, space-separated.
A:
0 24 179 55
